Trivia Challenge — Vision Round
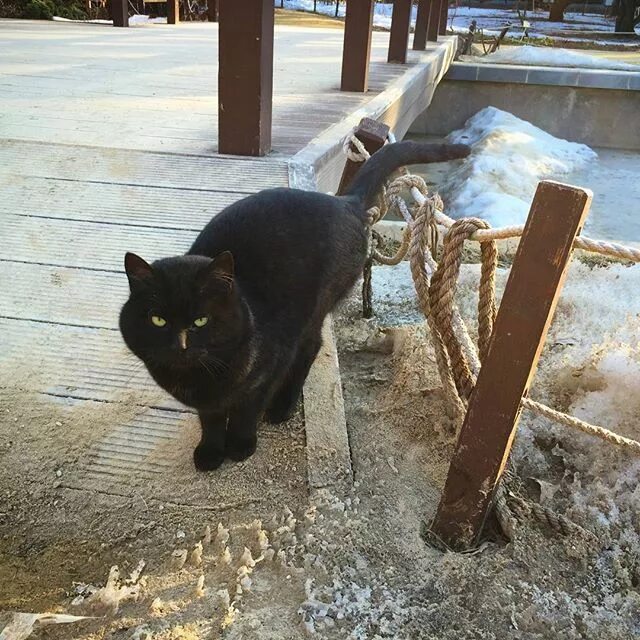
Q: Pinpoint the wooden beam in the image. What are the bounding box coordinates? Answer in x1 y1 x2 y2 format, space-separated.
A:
388 0 412 63
110 0 128 27
208 0 219 22
218 0 274 156
341 0 375 92
431 181 592 550
413 0 430 50
167 0 179 24
427 0 439 41
438 0 448 36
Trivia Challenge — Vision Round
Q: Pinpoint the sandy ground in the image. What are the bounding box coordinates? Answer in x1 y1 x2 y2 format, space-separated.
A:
4 256 639 639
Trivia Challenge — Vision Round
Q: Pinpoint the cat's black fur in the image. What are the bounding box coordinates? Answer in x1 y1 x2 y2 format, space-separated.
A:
119 141 469 470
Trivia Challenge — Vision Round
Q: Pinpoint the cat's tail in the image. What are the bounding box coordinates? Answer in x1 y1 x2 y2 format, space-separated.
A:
342 141 470 212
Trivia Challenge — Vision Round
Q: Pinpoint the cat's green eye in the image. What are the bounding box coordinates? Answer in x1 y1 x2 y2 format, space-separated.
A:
193 316 208 328
151 315 167 327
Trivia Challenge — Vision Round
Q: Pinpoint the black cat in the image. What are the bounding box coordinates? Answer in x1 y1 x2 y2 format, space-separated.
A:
119 141 469 471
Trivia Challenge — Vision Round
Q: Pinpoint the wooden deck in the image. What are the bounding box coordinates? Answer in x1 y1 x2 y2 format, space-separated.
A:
0 18 455 506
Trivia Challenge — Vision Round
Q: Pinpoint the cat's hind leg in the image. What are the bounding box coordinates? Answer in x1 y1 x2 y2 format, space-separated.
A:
265 332 322 425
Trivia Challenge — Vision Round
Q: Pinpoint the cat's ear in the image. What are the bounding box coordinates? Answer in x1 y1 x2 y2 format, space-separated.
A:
211 251 234 281
124 252 154 290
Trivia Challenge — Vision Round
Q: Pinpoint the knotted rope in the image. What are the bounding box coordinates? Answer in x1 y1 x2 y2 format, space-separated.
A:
342 131 640 542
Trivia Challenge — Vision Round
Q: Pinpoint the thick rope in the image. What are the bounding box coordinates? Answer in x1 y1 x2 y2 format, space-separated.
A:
344 137 640 538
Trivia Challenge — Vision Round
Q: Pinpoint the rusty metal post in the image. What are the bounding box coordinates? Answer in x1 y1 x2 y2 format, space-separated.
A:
341 0 375 92
427 0 439 41
337 117 390 318
438 0 448 35
413 0 430 50
218 0 274 156
430 181 592 550
167 0 179 24
388 0 412 63
110 0 128 27
208 0 218 21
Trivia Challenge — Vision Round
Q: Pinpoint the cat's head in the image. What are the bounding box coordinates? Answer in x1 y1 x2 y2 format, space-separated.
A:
119 252 248 375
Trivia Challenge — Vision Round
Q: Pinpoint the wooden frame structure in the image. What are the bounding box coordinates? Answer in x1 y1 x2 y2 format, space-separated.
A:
431 182 593 550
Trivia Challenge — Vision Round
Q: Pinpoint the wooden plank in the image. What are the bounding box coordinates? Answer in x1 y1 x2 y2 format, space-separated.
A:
413 0 430 50
167 0 180 24
431 181 592 549
110 0 128 27
438 0 448 36
388 0 412 63
218 0 274 156
336 117 389 196
340 0 375 92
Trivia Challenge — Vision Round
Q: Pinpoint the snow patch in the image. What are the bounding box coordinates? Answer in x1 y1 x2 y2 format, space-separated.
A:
442 107 597 227
474 45 640 71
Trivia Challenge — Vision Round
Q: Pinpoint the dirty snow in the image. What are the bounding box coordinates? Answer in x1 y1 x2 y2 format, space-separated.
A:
441 106 597 227
472 45 640 70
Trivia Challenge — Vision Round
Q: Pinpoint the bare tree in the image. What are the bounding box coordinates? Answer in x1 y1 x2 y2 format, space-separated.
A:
613 0 640 31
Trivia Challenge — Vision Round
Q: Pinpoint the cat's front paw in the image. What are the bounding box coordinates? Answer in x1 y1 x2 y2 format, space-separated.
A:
193 444 225 471
225 435 257 462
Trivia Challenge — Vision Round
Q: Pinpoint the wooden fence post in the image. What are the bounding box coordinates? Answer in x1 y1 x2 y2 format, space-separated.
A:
208 0 218 22
341 0 375 92
336 117 390 318
110 0 128 27
388 0 413 63
427 0 439 41
438 0 448 35
167 0 179 24
430 181 592 550
218 0 274 156
413 0 430 50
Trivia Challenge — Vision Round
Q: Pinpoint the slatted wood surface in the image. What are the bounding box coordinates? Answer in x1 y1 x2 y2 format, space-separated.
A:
0 18 447 503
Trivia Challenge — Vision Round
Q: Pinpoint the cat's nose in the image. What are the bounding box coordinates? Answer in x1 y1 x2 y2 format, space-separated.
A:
177 330 188 350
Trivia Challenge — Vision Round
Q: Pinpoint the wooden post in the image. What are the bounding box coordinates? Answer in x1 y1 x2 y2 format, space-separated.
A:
431 181 592 550
218 0 274 156
427 0 439 41
438 0 448 36
336 117 389 195
208 0 218 22
336 117 389 318
341 0 375 92
110 0 128 27
388 0 412 63
167 0 179 24
413 0 430 50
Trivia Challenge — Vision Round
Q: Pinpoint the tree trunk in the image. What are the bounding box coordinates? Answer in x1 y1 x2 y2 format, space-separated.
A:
548 0 572 21
335 1 340 18
313 0 317 12
615 0 638 31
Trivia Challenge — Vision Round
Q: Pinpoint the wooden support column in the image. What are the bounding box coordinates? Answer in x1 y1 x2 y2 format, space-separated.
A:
413 0 430 50
431 181 592 550
427 0 439 41
341 0 375 92
167 0 179 24
110 0 128 27
388 0 412 63
438 0 448 36
218 0 274 156
208 0 218 22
